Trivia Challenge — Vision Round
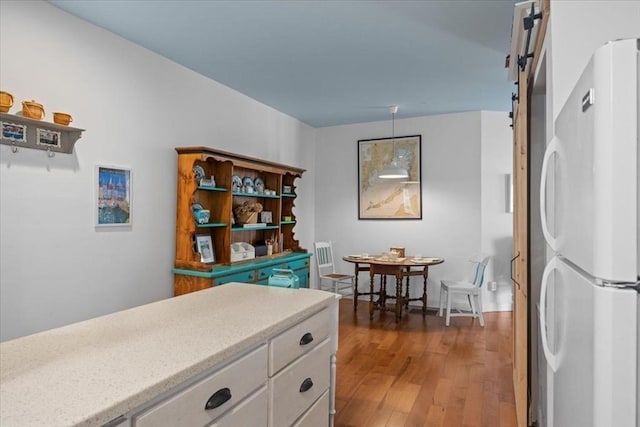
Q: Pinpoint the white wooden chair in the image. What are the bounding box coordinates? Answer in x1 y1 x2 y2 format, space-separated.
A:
314 241 354 295
439 254 491 327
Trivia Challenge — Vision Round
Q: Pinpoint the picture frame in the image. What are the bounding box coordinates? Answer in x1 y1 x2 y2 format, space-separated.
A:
1 121 26 143
36 128 61 148
357 134 422 220
260 211 273 224
96 165 132 227
195 235 215 263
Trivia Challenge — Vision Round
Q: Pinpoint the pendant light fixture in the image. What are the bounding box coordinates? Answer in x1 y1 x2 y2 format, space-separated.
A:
378 105 409 179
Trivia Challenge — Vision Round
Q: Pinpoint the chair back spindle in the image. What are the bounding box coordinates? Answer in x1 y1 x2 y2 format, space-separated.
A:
313 241 354 296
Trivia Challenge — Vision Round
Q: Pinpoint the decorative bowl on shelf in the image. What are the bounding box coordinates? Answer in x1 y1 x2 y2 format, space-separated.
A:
234 200 262 225
194 209 210 224
236 211 258 225
53 112 72 126
0 91 13 113
22 100 44 120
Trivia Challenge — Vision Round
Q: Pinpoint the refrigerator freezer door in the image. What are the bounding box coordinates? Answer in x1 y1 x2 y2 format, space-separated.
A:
540 257 638 427
549 38 638 282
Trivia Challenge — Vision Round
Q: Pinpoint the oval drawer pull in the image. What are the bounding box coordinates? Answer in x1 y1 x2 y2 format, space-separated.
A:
299 378 314 393
299 332 314 346
205 387 232 410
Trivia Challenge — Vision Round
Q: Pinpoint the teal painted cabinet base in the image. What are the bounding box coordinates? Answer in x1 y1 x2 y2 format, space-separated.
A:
173 252 311 295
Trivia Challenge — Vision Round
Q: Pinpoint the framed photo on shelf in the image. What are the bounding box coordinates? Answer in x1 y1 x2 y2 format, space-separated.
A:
357 134 422 220
195 235 215 263
1 121 26 143
36 128 61 148
95 165 132 227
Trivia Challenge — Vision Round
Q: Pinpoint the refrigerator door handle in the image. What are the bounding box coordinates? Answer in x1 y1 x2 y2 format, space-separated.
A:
539 257 559 372
540 137 558 252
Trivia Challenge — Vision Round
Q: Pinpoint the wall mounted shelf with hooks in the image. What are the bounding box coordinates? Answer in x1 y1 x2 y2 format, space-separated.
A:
0 112 84 155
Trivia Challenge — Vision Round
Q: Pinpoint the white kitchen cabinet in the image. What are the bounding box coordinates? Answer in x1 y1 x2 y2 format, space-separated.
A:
0 284 339 427
132 345 268 427
270 339 331 426
269 307 330 375
293 390 330 427
127 312 334 427
208 386 268 427
128 310 335 427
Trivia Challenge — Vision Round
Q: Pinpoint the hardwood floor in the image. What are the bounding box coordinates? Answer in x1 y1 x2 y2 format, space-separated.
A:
334 298 517 427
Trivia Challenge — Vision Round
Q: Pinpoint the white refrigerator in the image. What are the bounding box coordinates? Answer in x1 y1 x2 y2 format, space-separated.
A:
539 38 639 427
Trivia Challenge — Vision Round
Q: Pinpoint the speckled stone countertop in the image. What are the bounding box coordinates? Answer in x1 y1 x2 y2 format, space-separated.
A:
0 284 338 426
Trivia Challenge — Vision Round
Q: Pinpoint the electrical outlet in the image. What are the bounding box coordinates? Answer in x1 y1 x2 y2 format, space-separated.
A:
489 281 498 292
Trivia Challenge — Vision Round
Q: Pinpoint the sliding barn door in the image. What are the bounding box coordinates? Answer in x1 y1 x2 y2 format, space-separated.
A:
512 69 529 427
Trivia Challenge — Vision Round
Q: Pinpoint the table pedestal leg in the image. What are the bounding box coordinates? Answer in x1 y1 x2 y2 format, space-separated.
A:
395 271 403 322
353 263 359 313
404 267 410 309
422 266 429 315
369 270 375 320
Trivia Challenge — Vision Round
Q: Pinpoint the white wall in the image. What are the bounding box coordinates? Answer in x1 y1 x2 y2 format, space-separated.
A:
549 0 640 122
314 111 513 311
0 1 315 341
481 111 515 311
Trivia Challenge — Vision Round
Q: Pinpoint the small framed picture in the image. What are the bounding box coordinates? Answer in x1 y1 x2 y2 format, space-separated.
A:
96 165 132 227
196 235 215 263
260 211 272 224
1 121 26 143
37 128 61 148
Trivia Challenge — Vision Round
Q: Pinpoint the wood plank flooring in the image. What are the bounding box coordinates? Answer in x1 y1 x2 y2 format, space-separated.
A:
334 298 517 427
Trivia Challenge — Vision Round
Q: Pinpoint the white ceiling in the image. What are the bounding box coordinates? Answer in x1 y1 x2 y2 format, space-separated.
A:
49 0 516 128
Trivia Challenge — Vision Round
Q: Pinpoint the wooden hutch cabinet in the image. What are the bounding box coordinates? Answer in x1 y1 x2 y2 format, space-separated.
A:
172 147 310 296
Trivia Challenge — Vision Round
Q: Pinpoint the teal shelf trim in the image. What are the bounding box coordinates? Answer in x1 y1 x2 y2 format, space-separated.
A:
173 252 312 278
281 193 296 198
172 269 215 278
232 191 280 199
281 221 296 225
196 222 227 228
232 225 279 232
198 186 228 192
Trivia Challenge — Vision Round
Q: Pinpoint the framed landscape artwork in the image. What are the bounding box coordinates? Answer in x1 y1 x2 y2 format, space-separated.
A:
357 135 422 220
96 165 132 227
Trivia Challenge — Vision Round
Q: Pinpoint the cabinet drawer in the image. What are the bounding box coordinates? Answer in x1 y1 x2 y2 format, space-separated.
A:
295 271 309 289
284 258 310 270
269 308 330 375
256 265 280 282
208 385 267 427
215 270 255 285
132 345 267 427
269 339 330 427
292 390 329 427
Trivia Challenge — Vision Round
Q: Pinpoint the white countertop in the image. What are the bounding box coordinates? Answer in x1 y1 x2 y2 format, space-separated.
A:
0 284 338 426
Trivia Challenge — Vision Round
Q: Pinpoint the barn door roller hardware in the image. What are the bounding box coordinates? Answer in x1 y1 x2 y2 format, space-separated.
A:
517 3 543 72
